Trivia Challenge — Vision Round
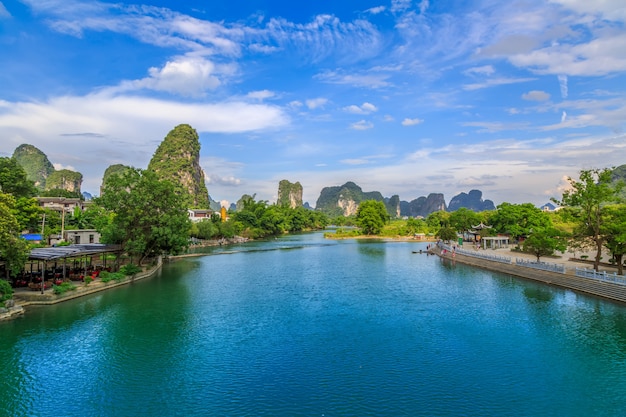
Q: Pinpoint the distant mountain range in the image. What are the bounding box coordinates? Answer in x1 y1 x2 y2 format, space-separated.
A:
9 123 624 214
312 181 494 217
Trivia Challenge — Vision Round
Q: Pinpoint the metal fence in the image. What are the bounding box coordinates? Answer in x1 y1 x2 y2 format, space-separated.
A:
575 268 626 285
516 258 566 274
438 243 512 264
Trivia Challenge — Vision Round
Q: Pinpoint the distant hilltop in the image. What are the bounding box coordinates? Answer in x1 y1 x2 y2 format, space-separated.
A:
12 143 82 196
10 123 623 211
311 180 493 217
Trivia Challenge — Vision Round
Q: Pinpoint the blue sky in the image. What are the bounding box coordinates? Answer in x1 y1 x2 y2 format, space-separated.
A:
1 0 625 208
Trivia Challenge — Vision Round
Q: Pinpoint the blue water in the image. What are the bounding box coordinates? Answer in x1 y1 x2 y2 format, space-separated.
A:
2 231 626 416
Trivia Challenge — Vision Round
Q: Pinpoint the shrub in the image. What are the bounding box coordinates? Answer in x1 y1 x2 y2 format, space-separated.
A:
0 279 13 303
120 264 142 276
84 276 93 285
53 282 77 295
100 271 125 283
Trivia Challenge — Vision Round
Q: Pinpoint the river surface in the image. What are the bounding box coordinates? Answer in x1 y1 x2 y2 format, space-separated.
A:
2 231 626 416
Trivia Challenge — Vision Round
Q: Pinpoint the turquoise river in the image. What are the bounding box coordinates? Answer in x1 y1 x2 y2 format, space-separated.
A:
2 231 626 416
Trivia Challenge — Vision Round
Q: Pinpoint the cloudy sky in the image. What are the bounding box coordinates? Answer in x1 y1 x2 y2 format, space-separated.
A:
1 0 625 208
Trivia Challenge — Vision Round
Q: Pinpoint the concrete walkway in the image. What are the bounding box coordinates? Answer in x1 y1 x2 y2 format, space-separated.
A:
431 244 626 305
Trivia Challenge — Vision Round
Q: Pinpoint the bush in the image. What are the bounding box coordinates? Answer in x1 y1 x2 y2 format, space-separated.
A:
100 271 125 283
0 279 13 303
120 264 142 276
84 276 93 285
53 282 77 295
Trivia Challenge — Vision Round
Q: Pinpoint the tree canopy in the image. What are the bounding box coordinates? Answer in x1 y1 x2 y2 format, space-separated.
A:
96 168 191 264
355 200 388 235
523 227 568 262
490 202 551 241
0 193 31 278
0 157 37 198
554 168 624 271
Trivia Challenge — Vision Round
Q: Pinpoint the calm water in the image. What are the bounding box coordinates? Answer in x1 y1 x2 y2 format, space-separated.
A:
2 231 626 416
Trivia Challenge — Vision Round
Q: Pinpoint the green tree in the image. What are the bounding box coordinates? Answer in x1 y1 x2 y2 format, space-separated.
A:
405 217 426 235
12 197 43 231
96 168 191 264
554 168 623 271
0 157 37 198
449 207 480 236
523 227 568 262
490 202 551 241
426 210 450 229
0 193 30 278
602 204 626 275
437 226 458 242
356 200 388 235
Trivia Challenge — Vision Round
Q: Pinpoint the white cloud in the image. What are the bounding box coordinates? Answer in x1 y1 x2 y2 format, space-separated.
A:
315 70 391 88
508 33 626 76
53 163 77 171
247 90 276 100
0 93 289 193
418 0 430 14
550 0 626 21
263 14 383 63
344 102 378 114
463 77 536 91
366 6 386 15
561 111 567 123
464 65 495 76
522 90 551 101
206 173 242 186
558 75 568 98
391 0 412 13
341 158 370 165
24 0 242 55
0 2 10 18
351 120 374 130
402 118 423 126
305 98 328 110
111 56 234 97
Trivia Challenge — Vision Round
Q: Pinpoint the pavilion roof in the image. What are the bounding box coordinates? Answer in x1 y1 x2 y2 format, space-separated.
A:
471 222 492 230
28 244 122 261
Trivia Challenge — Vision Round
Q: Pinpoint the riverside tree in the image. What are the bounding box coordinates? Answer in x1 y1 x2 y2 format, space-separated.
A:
0 193 30 279
449 207 481 237
602 204 626 275
523 227 568 262
489 202 551 242
96 168 191 265
356 200 389 235
554 168 624 271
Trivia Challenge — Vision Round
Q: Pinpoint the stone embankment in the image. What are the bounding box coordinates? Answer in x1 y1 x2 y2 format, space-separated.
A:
429 245 626 305
1 257 163 322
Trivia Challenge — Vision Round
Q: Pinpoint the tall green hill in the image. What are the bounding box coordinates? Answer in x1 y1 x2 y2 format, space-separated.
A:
12 144 55 190
277 180 303 208
46 169 83 193
147 124 209 209
315 182 387 217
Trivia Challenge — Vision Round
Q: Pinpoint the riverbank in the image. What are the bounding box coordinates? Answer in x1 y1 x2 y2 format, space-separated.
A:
429 245 626 305
0 256 163 322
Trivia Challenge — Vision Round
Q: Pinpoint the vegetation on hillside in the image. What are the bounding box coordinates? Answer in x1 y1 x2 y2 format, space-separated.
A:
12 144 55 190
147 124 210 209
45 169 83 193
277 179 303 208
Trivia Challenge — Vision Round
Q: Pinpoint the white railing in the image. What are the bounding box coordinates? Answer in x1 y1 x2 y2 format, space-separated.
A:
575 268 626 285
516 258 565 274
438 242 511 264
